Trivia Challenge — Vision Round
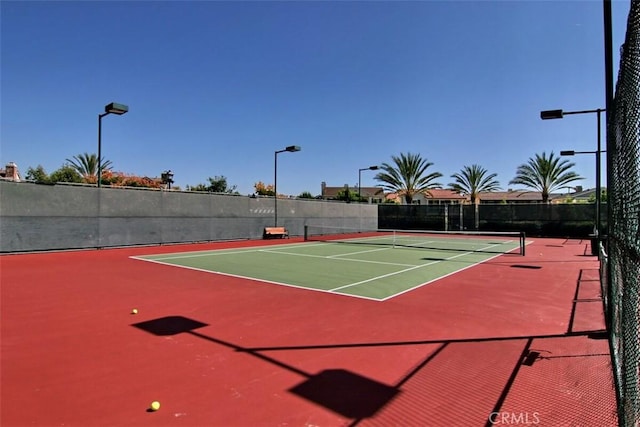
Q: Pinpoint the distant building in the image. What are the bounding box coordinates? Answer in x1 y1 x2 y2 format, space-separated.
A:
319 180 584 205
383 189 548 205
420 189 468 205
320 182 384 202
0 162 21 182
550 187 601 204
477 190 548 204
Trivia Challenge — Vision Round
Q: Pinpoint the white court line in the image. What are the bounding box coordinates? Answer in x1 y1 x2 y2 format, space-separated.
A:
131 242 330 261
378 243 523 301
131 239 524 302
131 256 383 302
327 246 394 258
398 238 514 249
330 241 504 293
134 237 517 262
259 248 415 267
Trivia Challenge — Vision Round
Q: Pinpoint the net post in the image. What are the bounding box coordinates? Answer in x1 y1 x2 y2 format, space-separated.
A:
520 231 526 256
304 225 308 241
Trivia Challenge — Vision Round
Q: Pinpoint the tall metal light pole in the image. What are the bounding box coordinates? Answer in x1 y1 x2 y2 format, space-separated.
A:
541 108 605 243
97 102 129 188
274 145 301 226
358 165 379 199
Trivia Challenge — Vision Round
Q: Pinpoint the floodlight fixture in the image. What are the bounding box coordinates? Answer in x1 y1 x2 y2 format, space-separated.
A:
105 102 129 115
540 109 564 120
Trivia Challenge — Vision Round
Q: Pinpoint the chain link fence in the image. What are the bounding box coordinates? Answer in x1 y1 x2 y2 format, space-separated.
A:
378 203 601 238
605 1 640 425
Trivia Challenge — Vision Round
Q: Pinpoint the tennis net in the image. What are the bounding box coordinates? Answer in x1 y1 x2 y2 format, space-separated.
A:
304 225 526 256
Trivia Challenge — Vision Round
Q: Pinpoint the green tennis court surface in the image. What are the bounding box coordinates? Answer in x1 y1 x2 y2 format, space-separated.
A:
133 231 524 301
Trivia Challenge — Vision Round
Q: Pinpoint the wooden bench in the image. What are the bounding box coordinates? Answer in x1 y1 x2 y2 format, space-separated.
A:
263 226 289 239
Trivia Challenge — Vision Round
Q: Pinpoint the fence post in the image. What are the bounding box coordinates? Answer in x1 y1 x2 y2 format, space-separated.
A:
444 204 448 231
474 203 479 230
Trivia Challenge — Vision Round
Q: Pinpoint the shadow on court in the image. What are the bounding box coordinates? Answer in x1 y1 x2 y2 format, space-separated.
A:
132 314 615 425
132 316 398 419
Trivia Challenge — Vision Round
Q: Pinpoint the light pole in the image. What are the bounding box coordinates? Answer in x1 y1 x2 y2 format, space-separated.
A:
541 108 605 243
274 145 301 226
358 165 379 199
97 102 128 188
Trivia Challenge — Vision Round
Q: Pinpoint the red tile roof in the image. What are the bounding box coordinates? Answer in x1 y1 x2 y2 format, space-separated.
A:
424 189 467 200
478 191 543 201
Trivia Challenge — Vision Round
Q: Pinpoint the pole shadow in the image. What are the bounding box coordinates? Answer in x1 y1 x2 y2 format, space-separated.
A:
132 316 399 419
132 316 610 424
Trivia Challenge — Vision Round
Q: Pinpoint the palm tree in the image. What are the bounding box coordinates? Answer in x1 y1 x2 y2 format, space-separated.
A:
374 152 443 204
449 164 501 204
65 153 112 180
509 151 583 203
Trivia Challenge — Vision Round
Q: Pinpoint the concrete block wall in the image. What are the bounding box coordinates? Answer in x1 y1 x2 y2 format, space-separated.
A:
0 181 377 252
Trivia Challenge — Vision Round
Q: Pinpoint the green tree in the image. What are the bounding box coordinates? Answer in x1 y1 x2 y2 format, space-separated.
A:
188 176 238 194
374 152 443 204
509 152 583 203
588 188 608 203
65 153 112 181
207 176 237 193
24 165 51 183
186 183 208 192
298 191 314 199
335 188 360 203
448 164 501 204
49 164 83 183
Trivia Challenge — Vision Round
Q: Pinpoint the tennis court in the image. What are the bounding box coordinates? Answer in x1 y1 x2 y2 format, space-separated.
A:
1 235 618 426
132 228 526 301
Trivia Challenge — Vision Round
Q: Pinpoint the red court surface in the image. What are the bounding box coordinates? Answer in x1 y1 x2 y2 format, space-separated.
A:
1 237 618 426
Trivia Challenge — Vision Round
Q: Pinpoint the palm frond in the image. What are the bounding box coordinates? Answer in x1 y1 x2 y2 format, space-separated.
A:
509 152 583 202
374 152 442 204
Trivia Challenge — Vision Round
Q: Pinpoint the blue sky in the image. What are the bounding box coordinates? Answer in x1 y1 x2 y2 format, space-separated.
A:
1 1 631 196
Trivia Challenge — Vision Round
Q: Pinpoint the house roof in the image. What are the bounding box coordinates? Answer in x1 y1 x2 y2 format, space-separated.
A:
319 181 581 203
424 189 467 200
550 188 597 201
321 185 382 198
323 186 467 200
477 191 545 201
0 162 21 182
389 189 537 202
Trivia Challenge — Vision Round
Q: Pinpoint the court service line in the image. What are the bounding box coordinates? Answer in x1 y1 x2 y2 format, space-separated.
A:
330 242 504 293
327 246 394 258
132 239 522 302
130 256 383 302
132 242 330 261
378 243 524 301
258 248 416 267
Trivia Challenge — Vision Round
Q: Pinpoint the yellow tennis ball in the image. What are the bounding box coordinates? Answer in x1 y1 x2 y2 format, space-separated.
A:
150 401 160 411
131 308 138 314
